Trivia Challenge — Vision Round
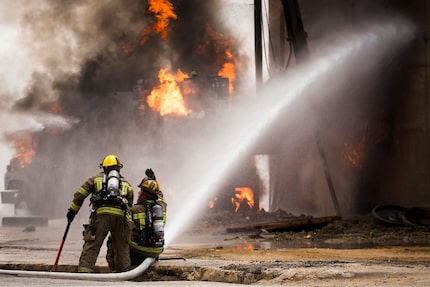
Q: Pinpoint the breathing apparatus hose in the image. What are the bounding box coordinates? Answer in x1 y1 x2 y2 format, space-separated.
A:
0 257 155 281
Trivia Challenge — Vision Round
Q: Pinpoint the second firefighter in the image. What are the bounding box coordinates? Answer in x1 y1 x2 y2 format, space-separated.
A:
107 168 167 270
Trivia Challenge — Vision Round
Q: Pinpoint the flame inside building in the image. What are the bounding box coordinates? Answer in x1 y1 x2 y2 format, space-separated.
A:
1 0 428 233
2 0 243 219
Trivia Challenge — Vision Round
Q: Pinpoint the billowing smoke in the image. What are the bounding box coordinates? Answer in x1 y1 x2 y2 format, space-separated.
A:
0 0 418 245
1 0 249 219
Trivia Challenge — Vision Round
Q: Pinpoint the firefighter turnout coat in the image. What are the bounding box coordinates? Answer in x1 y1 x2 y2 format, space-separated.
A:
69 171 134 272
129 194 167 260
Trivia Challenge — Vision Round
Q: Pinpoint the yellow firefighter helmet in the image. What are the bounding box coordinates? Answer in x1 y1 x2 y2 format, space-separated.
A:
138 177 160 196
100 154 123 169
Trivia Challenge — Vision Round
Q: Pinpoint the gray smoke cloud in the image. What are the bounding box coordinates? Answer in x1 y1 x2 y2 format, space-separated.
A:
1 0 251 221
0 0 418 246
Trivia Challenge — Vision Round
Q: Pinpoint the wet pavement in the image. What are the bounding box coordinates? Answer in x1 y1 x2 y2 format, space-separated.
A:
1 218 430 286
0 219 257 286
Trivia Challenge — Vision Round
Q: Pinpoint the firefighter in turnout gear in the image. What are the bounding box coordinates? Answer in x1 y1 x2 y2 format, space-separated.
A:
106 168 167 270
67 154 134 273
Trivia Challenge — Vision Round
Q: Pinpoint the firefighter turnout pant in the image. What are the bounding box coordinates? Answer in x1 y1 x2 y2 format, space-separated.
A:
78 213 133 273
107 239 164 270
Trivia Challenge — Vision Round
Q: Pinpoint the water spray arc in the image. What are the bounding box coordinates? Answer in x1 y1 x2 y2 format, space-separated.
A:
165 20 415 245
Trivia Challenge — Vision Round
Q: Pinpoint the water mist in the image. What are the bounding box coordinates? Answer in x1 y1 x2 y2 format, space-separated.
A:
165 18 416 245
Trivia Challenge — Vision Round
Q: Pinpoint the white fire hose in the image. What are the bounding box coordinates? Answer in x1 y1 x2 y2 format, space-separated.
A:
0 257 155 281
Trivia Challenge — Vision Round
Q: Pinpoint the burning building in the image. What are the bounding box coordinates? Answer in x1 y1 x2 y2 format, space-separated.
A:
1 0 245 221
0 0 428 239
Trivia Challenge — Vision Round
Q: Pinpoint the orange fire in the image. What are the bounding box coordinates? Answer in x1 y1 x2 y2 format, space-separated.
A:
7 134 37 168
208 197 218 209
218 52 236 95
181 79 199 96
218 62 235 95
235 243 255 250
146 68 191 116
199 24 236 95
232 187 254 212
140 0 177 45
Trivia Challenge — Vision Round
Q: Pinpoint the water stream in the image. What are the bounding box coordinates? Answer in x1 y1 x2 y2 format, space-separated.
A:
165 18 416 245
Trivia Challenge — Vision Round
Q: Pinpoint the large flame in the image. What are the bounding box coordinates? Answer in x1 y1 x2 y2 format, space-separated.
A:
146 68 191 116
232 187 255 212
7 134 37 168
140 0 177 45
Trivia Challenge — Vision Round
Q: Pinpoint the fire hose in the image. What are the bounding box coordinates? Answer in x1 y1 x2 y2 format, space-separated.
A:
0 257 155 281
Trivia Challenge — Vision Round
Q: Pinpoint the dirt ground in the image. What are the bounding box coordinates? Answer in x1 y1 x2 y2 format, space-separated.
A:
1 213 430 286
156 212 430 286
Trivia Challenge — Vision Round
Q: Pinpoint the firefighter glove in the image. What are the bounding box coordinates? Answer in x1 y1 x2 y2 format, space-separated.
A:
145 168 156 180
67 209 77 222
